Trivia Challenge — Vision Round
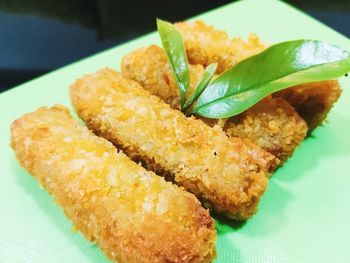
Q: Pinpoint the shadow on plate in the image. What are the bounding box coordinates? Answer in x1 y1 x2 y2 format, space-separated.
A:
212 213 244 262
213 212 246 232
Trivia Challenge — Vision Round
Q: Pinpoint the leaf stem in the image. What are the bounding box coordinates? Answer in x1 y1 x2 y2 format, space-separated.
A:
183 63 218 111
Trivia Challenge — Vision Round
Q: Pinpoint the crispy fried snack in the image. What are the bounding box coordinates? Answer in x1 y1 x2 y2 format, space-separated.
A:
175 20 341 131
11 106 216 263
121 45 307 162
274 81 342 131
174 20 266 73
225 97 308 162
121 45 204 109
70 68 278 220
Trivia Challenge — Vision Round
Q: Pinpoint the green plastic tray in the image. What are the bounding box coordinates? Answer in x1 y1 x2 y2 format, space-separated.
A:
1 0 350 262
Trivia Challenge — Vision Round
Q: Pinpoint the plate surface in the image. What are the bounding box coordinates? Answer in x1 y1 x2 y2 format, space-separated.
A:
1 0 350 262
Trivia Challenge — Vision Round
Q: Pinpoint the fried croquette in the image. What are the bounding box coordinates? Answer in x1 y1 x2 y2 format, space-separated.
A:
122 45 204 109
225 97 308 162
10 105 217 263
121 45 307 162
274 80 342 131
174 20 266 74
70 68 278 220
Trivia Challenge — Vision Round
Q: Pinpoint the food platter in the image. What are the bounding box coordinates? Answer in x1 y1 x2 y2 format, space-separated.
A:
1 0 350 262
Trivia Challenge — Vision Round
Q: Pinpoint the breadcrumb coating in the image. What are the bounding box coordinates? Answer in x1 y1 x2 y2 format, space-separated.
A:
225 97 307 162
175 20 341 132
10 106 216 263
70 68 277 220
274 81 342 131
121 45 307 162
174 20 266 73
121 45 204 109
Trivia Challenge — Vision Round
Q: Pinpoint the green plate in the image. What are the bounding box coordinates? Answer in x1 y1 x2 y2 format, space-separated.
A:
1 0 350 262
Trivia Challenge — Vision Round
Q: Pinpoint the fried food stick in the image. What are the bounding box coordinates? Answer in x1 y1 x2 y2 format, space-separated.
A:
121 45 307 162
70 68 278 220
226 97 308 161
175 20 342 131
273 81 342 131
174 20 266 74
121 45 205 109
10 106 216 263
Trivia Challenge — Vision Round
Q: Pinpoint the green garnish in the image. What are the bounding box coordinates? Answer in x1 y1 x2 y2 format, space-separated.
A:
157 19 190 111
183 63 217 111
157 19 350 118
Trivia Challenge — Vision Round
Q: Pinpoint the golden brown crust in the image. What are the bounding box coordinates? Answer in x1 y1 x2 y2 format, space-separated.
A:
274 80 342 131
70 68 277 220
121 45 204 109
10 105 216 263
225 97 308 163
121 45 306 163
174 20 266 73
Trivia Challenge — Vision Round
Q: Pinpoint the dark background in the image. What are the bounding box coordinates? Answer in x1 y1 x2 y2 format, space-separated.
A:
1 0 349 92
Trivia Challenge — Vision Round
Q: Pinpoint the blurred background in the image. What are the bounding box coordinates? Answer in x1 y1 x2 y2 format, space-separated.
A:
0 0 349 92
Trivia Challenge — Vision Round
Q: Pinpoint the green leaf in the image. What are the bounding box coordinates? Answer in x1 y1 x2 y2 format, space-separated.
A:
157 18 190 111
183 63 217 110
192 40 350 118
